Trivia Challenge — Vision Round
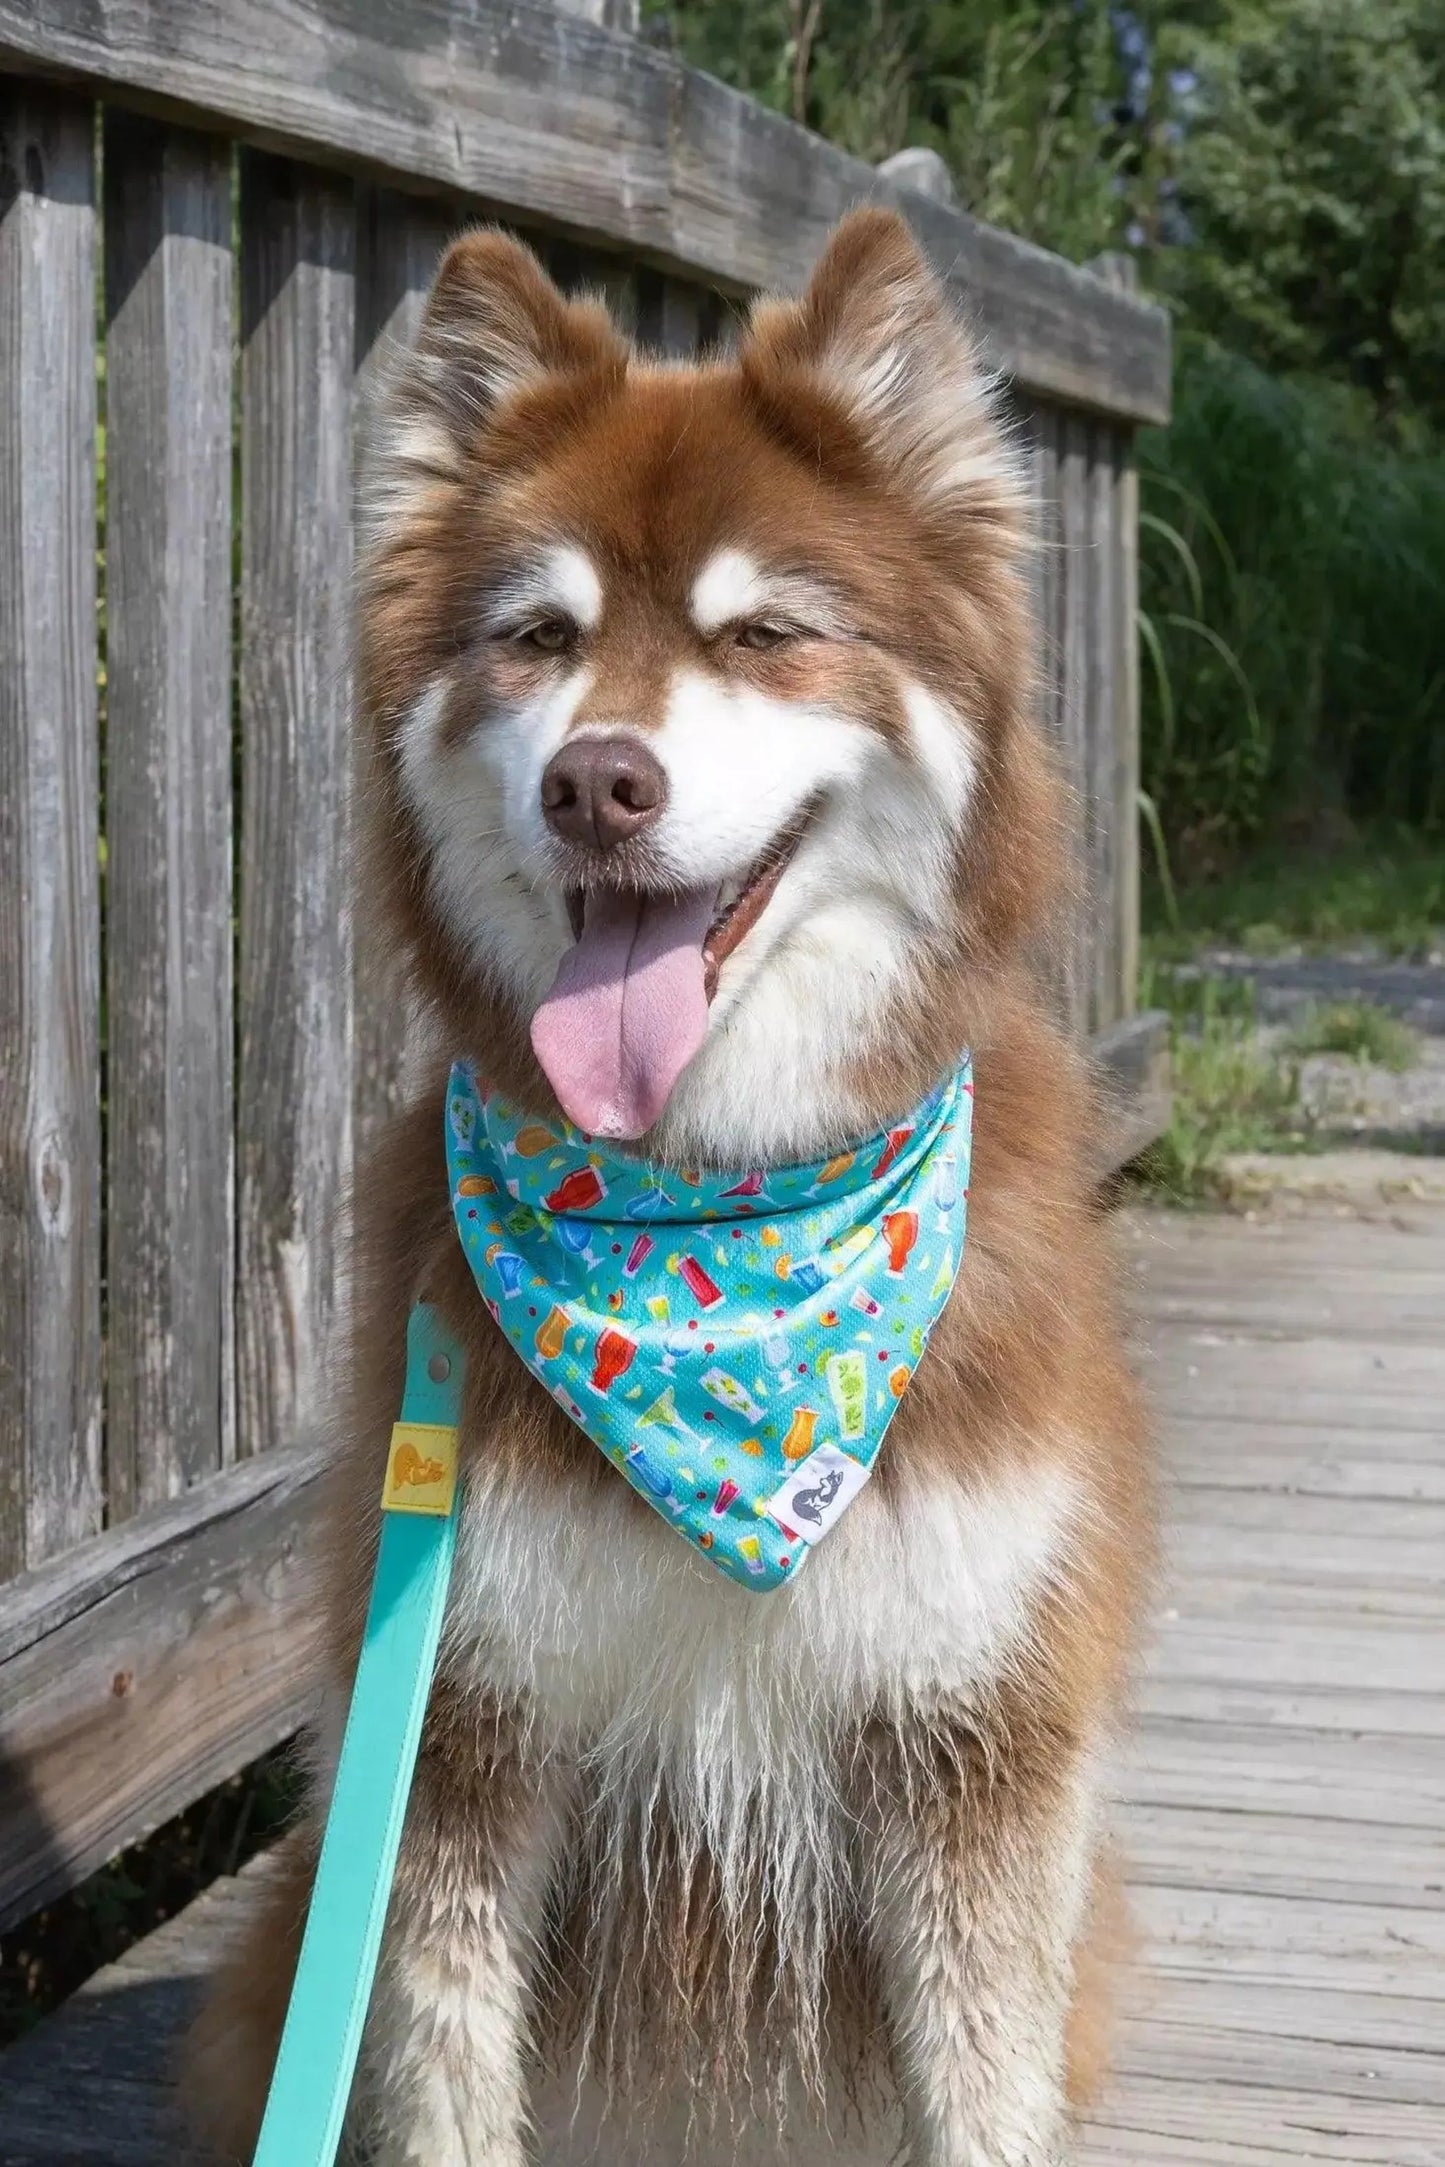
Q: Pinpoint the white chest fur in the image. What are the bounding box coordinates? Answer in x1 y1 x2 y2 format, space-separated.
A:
444 1449 1079 1756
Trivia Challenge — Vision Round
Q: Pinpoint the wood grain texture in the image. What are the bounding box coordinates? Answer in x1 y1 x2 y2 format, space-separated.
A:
1022 399 1075 1028
1092 1008 1169 1168
0 0 1171 423
1091 254 1142 1023
1029 397 1146 1049
352 185 454 1156
0 1447 327 1930
1057 409 1091 1035
0 1853 277 2165
236 153 355 1458
103 115 235 1516
1112 429 1140 1017
0 85 102 1578
1084 422 1121 1032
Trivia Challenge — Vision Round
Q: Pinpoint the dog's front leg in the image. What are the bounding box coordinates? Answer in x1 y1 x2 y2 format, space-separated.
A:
350 1698 573 2167
860 1721 1097 2167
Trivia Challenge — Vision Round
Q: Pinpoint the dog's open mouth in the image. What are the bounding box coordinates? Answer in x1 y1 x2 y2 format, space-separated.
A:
533 812 811 1142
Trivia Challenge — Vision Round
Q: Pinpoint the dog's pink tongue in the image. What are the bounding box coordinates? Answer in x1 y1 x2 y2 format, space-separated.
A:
531 887 718 1140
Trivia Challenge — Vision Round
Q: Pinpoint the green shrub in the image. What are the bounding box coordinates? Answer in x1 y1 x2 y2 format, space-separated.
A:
1138 338 1445 852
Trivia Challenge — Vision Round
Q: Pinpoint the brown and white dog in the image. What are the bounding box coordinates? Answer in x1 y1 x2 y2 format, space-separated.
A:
187 209 1152 2166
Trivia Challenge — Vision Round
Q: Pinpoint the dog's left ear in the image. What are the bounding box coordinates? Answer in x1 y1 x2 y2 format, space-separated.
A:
743 208 1020 523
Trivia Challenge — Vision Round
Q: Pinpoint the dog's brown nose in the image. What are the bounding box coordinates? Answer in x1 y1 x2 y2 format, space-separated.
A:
540 734 667 851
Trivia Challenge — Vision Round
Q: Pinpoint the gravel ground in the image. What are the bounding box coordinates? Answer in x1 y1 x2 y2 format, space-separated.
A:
1285 1032 1445 1149
1186 944 1445 1032
1179 946 1445 1152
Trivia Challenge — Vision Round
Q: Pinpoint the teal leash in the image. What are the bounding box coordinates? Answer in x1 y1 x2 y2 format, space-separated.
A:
253 1303 464 2167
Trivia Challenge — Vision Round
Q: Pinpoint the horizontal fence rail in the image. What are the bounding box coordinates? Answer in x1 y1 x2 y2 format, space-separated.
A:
0 0 1171 1927
0 0 1169 425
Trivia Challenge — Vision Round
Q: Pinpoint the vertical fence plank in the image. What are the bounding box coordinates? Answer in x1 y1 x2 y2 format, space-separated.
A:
546 238 588 295
1113 428 1140 1019
635 271 704 356
594 255 637 337
353 187 452 1158
0 89 101 1574
104 117 235 1514
698 288 740 354
1085 425 1120 1033
658 278 702 358
237 154 355 1456
1057 410 1091 1036
1090 256 1142 1028
556 242 635 334
1024 399 1074 1027
632 266 663 347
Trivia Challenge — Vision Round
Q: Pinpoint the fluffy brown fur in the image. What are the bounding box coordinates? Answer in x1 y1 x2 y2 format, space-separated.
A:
185 208 1153 2167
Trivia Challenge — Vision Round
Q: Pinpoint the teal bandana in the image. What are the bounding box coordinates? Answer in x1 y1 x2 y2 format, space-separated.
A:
445 1058 973 1592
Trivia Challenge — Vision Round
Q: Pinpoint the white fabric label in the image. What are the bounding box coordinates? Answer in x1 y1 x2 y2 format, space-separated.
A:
765 1444 872 1547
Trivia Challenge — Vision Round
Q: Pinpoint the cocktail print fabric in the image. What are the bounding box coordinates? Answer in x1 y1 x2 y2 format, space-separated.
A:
445 1057 973 1592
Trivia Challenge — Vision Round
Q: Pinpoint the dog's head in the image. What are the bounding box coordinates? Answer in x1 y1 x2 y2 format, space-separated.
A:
360 209 1055 1160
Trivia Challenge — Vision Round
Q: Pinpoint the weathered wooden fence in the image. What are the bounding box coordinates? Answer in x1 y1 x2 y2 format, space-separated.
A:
0 0 1170 1930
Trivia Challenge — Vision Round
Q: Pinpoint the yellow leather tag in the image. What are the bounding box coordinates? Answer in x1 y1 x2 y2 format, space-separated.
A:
381 1422 459 1516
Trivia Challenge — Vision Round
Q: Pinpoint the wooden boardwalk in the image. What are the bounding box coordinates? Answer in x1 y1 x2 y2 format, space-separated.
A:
1082 1202 1445 2166
2 1202 1442 2164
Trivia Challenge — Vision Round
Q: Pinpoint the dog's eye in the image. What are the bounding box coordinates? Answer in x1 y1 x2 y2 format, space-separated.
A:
515 617 575 654
735 621 795 651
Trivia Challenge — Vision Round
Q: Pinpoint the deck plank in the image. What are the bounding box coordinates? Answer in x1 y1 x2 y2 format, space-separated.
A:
0 1203 1441 2159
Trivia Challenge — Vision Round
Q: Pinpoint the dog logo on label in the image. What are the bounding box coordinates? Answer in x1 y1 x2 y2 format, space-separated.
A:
766 1442 870 1547
789 1465 845 1526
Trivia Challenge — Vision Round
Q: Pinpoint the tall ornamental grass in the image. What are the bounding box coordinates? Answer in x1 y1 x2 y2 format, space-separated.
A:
1137 336 1445 857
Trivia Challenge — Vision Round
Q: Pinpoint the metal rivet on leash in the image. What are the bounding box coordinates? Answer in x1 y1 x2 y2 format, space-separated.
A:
427 1352 452 1383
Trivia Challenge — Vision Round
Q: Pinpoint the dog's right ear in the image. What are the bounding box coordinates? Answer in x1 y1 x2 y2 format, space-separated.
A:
415 228 625 425
362 227 626 544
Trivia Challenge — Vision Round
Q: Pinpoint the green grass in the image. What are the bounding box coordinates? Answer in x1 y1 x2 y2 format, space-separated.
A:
1129 966 1312 1202
1287 1000 1421 1073
1143 829 1445 963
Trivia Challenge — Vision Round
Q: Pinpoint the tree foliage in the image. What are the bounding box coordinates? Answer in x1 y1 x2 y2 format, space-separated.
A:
653 0 1445 432
652 0 1131 261
1151 0 1445 434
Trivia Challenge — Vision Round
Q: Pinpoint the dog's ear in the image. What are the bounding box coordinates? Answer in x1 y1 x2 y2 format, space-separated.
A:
416 228 625 422
362 227 626 543
742 208 1020 524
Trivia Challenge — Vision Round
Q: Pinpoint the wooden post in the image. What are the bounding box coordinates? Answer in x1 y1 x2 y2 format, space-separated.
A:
1115 429 1141 1015
1085 424 1121 1032
0 87 102 1574
104 117 236 1512
237 154 356 1456
1058 412 1092 1034
1091 252 1143 1022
